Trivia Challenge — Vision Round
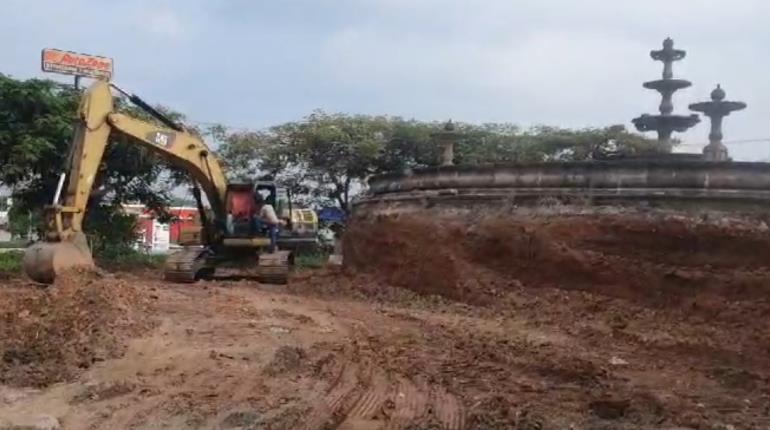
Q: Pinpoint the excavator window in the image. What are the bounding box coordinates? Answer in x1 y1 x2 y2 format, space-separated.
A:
254 183 277 207
223 183 281 238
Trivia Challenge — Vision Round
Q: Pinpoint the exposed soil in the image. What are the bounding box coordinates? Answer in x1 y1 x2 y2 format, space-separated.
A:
1 211 769 429
0 270 154 387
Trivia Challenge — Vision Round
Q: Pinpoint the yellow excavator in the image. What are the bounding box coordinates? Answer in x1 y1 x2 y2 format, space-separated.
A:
23 80 317 284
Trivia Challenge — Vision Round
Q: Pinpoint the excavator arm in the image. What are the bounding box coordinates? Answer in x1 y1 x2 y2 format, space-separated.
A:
24 80 229 283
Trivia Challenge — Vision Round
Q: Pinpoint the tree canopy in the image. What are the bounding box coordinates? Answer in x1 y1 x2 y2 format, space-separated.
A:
0 73 670 231
218 112 670 212
0 74 184 246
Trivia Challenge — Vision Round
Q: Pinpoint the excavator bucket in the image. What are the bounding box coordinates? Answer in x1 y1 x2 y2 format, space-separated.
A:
23 236 95 284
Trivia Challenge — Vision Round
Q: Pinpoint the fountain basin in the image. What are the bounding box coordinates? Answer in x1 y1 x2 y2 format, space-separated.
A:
690 100 748 114
355 160 770 216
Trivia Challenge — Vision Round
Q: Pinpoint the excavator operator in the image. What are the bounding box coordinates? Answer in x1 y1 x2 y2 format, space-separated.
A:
252 193 282 253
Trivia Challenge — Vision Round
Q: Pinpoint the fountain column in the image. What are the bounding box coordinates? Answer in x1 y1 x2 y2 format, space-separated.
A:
689 85 747 161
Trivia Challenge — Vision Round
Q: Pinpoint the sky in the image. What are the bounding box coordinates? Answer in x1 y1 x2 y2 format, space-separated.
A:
5 0 770 160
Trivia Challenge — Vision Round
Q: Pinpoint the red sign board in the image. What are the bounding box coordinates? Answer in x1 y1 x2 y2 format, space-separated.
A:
41 48 113 80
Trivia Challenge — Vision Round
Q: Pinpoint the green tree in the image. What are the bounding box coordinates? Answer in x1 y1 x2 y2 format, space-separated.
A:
216 128 318 206
7 205 39 240
292 111 390 211
377 118 438 171
220 111 392 211
218 114 667 212
519 124 673 161
0 74 186 250
452 123 670 164
453 122 538 164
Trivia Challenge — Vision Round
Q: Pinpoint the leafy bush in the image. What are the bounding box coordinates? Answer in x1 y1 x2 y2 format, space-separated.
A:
85 207 141 256
0 251 23 274
294 252 329 270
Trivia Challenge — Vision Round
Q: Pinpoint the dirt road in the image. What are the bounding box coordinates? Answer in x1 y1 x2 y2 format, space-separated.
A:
0 273 470 429
1 212 769 429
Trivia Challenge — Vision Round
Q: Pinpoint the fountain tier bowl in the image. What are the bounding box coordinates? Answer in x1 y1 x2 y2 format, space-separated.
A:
643 79 692 92
632 114 700 133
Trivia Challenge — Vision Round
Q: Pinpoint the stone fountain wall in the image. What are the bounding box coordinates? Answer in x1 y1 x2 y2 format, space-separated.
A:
354 161 770 216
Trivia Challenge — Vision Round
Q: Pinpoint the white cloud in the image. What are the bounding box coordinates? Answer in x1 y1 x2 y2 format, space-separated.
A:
3 0 770 159
316 0 770 158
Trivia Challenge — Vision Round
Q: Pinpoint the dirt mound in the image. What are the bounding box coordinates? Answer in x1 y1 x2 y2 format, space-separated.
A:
344 212 770 307
344 216 470 299
0 270 153 387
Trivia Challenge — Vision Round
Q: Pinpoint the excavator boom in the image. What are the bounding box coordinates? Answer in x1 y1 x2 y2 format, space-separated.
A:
23 80 230 283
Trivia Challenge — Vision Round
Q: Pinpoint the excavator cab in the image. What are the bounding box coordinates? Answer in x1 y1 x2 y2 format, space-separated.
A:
167 181 294 283
185 179 316 255
223 182 280 240
206 181 292 283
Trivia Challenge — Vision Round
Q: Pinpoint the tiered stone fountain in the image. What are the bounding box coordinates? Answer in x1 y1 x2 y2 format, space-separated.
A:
632 38 700 143
354 39 769 217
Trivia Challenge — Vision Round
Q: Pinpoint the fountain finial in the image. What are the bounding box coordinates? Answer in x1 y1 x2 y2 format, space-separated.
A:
711 84 726 101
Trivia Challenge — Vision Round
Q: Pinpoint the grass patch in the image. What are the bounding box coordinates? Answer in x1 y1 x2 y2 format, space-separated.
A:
294 252 329 270
0 240 27 249
0 245 167 277
0 251 23 275
95 246 166 270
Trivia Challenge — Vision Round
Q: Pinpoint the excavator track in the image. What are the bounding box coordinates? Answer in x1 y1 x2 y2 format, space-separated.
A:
164 247 211 283
256 250 293 284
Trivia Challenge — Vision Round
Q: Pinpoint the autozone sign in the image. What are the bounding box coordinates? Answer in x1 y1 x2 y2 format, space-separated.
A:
41 48 113 79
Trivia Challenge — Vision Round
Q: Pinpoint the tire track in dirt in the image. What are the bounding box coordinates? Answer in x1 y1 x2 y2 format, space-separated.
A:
432 387 465 430
300 361 361 430
383 377 428 430
302 358 464 430
337 369 389 429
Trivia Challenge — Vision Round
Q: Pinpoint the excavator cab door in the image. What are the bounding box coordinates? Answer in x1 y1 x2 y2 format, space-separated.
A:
222 182 278 244
224 183 258 239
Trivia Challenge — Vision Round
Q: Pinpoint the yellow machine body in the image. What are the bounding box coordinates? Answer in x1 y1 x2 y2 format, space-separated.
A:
24 80 314 284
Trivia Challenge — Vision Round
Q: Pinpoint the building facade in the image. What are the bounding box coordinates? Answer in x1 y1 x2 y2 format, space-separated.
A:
123 204 199 253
